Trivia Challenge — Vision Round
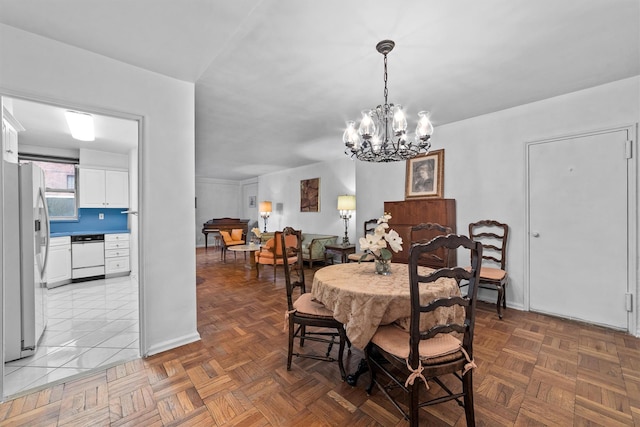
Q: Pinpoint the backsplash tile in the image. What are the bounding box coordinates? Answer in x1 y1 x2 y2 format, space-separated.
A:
50 208 128 234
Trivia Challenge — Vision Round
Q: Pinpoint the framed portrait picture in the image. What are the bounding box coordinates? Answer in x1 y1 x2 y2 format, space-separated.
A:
248 195 256 208
300 178 320 212
405 149 444 199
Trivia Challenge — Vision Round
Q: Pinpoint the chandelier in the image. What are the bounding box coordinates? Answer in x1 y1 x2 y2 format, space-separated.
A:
343 40 433 162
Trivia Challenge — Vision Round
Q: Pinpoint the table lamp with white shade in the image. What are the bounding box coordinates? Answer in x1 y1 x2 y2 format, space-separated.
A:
337 195 356 245
259 201 272 232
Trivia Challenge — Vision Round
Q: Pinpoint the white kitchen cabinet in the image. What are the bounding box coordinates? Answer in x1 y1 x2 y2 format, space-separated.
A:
105 233 130 276
2 107 24 164
79 168 129 208
47 236 72 287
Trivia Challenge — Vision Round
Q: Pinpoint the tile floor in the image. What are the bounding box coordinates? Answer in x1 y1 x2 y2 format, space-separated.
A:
3 275 139 398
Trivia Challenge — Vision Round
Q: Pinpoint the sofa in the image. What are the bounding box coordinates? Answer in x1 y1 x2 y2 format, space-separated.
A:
259 232 337 268
260 232 275 244
300 234 338 267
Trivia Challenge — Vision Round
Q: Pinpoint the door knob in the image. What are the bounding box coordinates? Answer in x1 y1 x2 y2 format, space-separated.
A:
531 232 540 238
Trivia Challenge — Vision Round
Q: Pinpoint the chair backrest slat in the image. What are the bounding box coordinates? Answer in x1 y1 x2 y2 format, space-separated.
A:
468 219 508 270
364 219 378 235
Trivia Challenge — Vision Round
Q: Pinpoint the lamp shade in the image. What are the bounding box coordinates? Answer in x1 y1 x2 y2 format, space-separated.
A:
337 195 356 211
259 201 272 213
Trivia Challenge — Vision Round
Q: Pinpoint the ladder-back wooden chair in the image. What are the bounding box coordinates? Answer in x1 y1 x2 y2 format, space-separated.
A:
468 219 509 319
364 234 482 427
348 218 379 262
281 227 350 379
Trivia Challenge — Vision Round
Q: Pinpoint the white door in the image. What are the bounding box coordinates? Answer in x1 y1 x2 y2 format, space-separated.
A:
528 129 630 329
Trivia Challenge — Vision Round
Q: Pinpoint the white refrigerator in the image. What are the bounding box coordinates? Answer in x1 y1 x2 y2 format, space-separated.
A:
4 162 50 362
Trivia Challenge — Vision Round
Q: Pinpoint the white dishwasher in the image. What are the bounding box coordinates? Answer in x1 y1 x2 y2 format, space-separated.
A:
71 234 105 280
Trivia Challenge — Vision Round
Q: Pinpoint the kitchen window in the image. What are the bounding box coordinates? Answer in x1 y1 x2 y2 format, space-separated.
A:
19 154 79 220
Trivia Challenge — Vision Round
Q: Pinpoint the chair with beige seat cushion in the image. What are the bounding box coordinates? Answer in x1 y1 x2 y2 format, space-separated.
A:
347 218 378 262
281 226 349 379
468 219 509 319
255 230 297 281
364 234 483 427
219 229 245 262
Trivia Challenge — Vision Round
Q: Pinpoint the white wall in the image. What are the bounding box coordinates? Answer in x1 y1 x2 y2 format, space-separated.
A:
195 177 243 246
258 159 356 241
80 148 128 169
241 178 259 230
356 77 639 327
0 24 200 364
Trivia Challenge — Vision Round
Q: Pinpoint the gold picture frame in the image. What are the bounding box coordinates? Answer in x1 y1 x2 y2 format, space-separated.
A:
300 178 320 212
405 149 444 199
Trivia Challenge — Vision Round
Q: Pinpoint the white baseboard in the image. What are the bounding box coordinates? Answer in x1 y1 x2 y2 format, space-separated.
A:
144 332 201 357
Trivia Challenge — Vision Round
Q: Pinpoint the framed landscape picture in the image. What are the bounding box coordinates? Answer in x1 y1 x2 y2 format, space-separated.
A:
300 178 320 212
405 149 444 199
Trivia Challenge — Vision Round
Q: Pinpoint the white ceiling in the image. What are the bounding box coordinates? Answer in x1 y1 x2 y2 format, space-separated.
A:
5 98 138 156
1 0 638 179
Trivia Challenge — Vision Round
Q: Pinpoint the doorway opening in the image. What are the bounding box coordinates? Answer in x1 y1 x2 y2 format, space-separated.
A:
1 95 142 398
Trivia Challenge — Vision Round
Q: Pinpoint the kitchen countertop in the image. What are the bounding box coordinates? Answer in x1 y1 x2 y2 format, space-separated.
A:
50 229 130 238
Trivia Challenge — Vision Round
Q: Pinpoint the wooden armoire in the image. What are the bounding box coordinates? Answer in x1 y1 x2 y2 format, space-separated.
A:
384 199 457 268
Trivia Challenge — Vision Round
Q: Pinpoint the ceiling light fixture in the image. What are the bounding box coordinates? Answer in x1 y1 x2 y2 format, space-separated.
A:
343 40 433 162
65 110 95 141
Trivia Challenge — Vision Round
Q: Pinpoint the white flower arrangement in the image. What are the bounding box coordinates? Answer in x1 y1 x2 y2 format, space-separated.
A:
251 227 262 238
358 213 403 261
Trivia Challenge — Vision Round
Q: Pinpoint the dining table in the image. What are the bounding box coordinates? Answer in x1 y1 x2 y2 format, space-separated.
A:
311 262 464 385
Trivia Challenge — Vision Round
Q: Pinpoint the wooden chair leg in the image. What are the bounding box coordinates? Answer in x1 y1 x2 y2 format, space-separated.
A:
409 381 419 427
502 283 508 308
287 318 295 370
364 344 375 394
337 327 347 380
497 285 505 319
462 370 475 427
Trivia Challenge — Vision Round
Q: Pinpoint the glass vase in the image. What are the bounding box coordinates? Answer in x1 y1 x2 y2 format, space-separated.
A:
374 258 391 275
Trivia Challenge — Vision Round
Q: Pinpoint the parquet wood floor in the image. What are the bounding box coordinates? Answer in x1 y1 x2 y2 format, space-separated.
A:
1 247 639 426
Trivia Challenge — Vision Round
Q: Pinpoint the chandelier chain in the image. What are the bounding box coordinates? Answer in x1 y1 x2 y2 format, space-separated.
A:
383 53 389 107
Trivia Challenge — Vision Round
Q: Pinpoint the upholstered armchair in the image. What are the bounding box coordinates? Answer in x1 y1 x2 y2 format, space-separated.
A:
219 229 245 262
255 231 298 281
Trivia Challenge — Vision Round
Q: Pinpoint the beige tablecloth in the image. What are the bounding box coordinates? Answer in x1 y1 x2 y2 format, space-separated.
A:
312 262 463 349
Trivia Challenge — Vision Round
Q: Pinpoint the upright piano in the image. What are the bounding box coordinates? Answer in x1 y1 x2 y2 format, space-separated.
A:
202 217 250 249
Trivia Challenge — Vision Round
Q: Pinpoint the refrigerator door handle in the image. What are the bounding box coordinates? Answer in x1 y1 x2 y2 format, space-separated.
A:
39 186 50 276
